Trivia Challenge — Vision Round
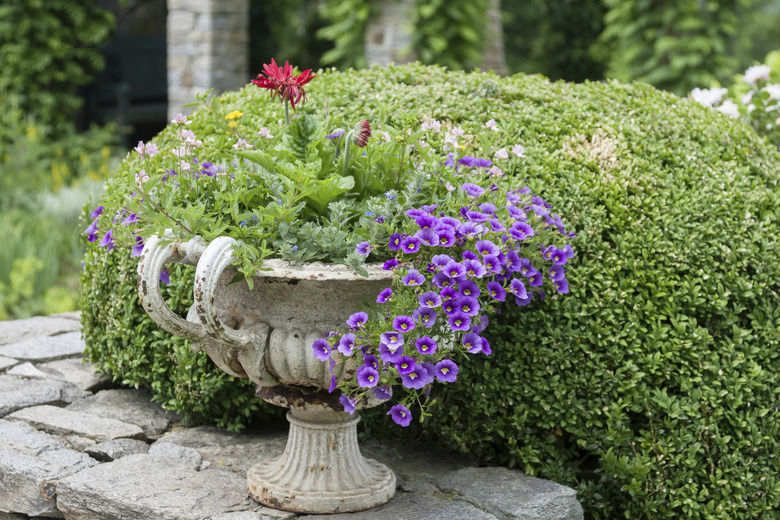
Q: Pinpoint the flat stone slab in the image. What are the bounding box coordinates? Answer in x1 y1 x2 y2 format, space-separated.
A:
363 438 478 483
210 512 296 520
0 332 85 363
6 361 49 378
306 491 498 520
0 355 20 372
86 439 149 462
6 405 145 443
0 419 97 518
158 425 288 476
436 466 584 520
36 357 112 392
149 442 203 469
56 454 275 520
0 315 79 346
0 374 87 417
66 388 178 438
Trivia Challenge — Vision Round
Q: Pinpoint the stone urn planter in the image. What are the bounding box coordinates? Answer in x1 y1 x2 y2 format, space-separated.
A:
137 235 397 514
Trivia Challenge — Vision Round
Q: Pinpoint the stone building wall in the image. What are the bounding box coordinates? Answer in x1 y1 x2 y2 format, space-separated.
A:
166 0 249 119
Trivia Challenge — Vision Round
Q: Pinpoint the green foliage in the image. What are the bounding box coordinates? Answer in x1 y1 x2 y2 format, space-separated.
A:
598 0 757 95
411 0 487 69
82 64 780 518
0 0 114 128
318 0 377 69
249 0 329 70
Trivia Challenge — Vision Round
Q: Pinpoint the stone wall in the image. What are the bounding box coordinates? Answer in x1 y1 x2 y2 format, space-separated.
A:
166 0 249 119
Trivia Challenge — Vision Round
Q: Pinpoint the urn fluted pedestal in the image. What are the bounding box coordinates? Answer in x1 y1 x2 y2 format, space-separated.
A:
137 235 396 514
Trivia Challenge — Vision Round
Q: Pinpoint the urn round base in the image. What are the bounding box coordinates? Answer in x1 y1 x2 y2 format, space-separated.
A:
247 410 396 513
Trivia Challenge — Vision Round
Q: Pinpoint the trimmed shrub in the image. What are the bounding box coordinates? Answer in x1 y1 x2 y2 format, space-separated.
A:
82 64 780 518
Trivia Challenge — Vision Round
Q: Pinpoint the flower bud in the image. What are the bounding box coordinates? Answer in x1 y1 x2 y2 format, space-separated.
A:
353 120 371 148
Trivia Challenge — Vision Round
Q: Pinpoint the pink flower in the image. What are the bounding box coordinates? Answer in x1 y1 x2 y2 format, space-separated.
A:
494 148 509 159
484 119 499 131
511 145 525 157
258 127 274 138
251 58 316 109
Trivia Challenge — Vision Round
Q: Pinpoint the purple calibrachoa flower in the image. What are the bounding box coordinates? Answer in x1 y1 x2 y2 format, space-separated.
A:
462 250 478 261
413 307 437 328
388 404 412 426
437 228 457 247
440 216 461 228
346 312 368 329
415 214 438 229
405 208 427 218
84 220 99 242
444 260 466 279
388 233 403 251
459 221 483 237
159 269 170 284
486 281 506 301
482 255 502 274
400 364 432 389
528 271 544 287
510 278 528 298
383 259 399 270
509 221 535 241
312 339 331 361
395 356 416 375
440 287 458 301
549 264 566 281
329 375 337 393
431 271 454 289
555 278 570 294
379 343 404 364
475 240 499 257
463 259 487 278
419 291 442 308
340 394 357 414
415 228 440 246
99 229 115 250
515 292 534 306
363 354 379 370
416 336 437 355
400 236 421 253
392 315 416 333
462 183 486 197
435 359 459 382
455 296 480 316
377 287 393 303
356 241 373 255
357 365 379 388
448 311 471 331
131 236 144 257
549 247 568 265
374 386 392 400
463 332 483 354
472 315 489 334
516 257 539 278
89 206 104 219
431 254 454 270
380 331 404 351
458 280 480 298
401 269 425 287
338 333 357 356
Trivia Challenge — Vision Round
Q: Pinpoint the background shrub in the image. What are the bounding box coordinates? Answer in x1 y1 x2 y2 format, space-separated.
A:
82 64 780 518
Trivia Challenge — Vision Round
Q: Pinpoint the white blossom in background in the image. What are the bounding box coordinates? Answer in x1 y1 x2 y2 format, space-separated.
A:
764 84 780 101
717 99 740 119
258 127 274 138
744 65 770 85
484 119 499 131
690 87 728 108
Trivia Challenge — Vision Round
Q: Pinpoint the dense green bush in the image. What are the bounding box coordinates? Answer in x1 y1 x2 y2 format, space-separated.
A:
82 64 780 518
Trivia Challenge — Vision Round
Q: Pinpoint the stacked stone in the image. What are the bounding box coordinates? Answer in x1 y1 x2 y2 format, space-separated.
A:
0 313 583 519
166 0 250 120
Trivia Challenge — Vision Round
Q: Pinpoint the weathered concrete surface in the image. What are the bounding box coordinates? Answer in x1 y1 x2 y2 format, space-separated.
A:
0 419 97 518
437 466 584 520
148 442 203 470
305 492 498 520
0 332 84 363
6 405 145 443
36 357 111 392
0 375 87 417
66 388 177 438
56 454 268 520
0 315 79 346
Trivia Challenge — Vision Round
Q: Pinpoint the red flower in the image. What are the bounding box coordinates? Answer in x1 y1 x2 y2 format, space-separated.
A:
251 59 316 109
353 120 371 148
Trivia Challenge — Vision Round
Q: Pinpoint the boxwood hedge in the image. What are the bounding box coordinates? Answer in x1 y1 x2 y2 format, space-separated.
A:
81 64 780 519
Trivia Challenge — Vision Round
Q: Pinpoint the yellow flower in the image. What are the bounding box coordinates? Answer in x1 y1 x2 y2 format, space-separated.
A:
225 111 244 120
228 121 238 130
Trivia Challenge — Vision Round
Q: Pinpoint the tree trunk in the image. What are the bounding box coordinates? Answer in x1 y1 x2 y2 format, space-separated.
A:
481 0 508 75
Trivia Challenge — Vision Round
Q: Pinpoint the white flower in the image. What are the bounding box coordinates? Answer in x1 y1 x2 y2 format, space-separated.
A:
690 87 727 108
257 127 274 138
172 145 189 157
444 133 459 149
494 148 509 159
380 131 391 142
135 170 149 184
418 140 428 148
180 160 191 171
488 166 504 177
171 113 191 125
233 138 253 150
484 119 499 131
744 65 770 85
511 144 525 157
764 84 780 101
421 119 441 132
451 126 464 137
717 99 740 119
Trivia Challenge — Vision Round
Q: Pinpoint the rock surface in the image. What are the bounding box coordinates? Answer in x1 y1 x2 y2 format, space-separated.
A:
6 405 145 443
305 492 499 520
66 388 177 437
0 355 19 371
36 357 111 392
0 315 79 346
86 438 149 462
0 375 87 417
0 332 85 363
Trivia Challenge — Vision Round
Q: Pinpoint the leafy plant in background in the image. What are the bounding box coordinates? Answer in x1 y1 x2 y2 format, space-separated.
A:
690 50 780 149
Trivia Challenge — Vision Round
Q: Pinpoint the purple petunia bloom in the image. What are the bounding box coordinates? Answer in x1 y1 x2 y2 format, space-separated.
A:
377 287 393 303
431 254 454 270
440 287 459 301
482 255 502 274
400 236 421 254
475 240 500 257
463 332 484 354
463 259 487 278
440 216 461 228
517 257 539 278
346 312 368 329
363 354 379 370
380 331 404 351
388 404 412 426
356 241 373 255
549 264 566 281
481 337 492 355
338 333 357 356
395 356 416 375
487 219 506 232
84 220 99 242
443 260 466 280
555 278 570 294
442 298 457 315
436 228 456 247
131 236 144 257
479 203 497 215
159 269 170 284
455 296 480 316
415 336 438 355
447 311 472 331
122 213 138 225
89 206 105 219
472 315 489 334
340 394 357 414
383 259 399 271
458 221 483 237
415 228 440 246
506 204 526 220
509 221 535 241
549 247 568 265
510 278 528 298
312 339 331 361
388 233 403 251
379 343 404 364
392 315 416 333
435 359 459 382
356 365 379 388
458 280 480 298
405 208 428 218
528 271 544 286
462 250 479 261
462 183 486 197
486 281 506 301
401 364 433 389
374 386 392 400
328 375 337 393
465 210 490 223
401 270 425 287
431 271 454 289
99 228 115 250
419 291 442 308
415 214 439 229
413 307 437 328
515 292 534 306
